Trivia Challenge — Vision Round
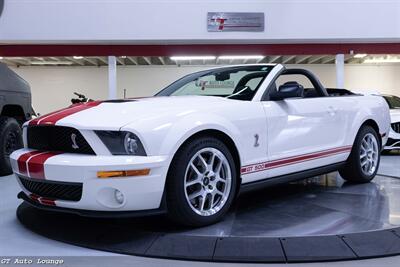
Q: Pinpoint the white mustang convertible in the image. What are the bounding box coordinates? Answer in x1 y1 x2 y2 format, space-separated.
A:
11 64 390 226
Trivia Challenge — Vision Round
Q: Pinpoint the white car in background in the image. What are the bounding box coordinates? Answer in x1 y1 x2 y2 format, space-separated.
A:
10 64 390 226
382 95 400 151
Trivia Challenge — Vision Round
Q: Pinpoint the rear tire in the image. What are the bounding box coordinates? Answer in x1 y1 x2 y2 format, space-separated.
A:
0 116 23 176
339 125 380 183
166 136 237 227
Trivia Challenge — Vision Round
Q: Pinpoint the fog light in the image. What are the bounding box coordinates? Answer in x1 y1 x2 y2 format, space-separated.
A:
114 189 124 204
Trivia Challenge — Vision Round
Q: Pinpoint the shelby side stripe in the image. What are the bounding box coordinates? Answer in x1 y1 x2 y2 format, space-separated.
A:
241 146 352 175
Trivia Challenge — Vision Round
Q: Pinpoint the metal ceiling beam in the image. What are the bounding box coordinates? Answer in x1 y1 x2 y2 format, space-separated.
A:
95 57 108 65
282 55 296 64
268 55 281 63
321 56 335 64
142 56 152 65
295 55 312 64
65 57 85 66
158 57 165 65
127 56 138 65
308 55 325 64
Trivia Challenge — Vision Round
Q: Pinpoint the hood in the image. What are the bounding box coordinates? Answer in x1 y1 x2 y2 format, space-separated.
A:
35 96 239 130
390 108 400 123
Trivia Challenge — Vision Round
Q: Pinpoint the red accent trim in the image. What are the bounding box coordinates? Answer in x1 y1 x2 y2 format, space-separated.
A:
39 198 56 206
1 43 400 56
27 152 62 179
29 101 101 126
29 194 56 206
17 151 43 175
241 146 352 175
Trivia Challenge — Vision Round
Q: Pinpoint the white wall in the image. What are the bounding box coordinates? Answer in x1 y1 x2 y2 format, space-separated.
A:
11 64 400 115
1 0 399 43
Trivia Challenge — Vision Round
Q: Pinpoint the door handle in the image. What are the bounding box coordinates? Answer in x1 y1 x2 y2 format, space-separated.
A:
327 106 337 115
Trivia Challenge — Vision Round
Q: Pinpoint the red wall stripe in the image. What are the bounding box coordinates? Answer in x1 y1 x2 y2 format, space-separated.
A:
1 43 400 57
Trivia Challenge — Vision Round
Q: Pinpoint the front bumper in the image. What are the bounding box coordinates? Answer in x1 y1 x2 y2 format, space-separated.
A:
384 128 400 150
10 148 170 213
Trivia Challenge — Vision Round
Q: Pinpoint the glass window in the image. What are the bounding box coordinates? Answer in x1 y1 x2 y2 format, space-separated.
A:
156 65 273 101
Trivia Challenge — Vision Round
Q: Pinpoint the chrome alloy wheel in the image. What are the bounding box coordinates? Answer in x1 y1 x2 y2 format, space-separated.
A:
184 147 232 216
360 133 379 175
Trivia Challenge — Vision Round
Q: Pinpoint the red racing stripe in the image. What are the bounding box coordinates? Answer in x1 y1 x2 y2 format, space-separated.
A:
27 152 62 179
29 101 101 126
241 146 352 175
17 151 44 175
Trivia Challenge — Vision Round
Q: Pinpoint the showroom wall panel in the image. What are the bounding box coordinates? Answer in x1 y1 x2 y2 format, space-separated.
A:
11 64 400 114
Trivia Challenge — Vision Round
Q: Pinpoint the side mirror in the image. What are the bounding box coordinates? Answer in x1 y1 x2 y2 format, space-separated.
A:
270 82 304 101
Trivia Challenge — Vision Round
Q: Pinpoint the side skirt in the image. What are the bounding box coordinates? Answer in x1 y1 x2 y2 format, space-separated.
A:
239 162 346 194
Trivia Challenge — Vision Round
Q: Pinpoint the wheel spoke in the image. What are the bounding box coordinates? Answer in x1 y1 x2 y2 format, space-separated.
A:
189 190 203 200
198 154 208 170
186 177 201 187
190 162 202 177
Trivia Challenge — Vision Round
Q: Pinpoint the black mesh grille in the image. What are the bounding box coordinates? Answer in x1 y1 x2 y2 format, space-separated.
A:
19 175 83 201
27 126 95 154
392 122 400 134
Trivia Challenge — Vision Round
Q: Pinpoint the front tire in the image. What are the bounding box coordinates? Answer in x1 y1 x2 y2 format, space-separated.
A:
339 125 380 183
166 136 237 227
0 116 23 176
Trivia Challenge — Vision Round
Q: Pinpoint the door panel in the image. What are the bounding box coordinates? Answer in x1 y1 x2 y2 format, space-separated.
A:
262 97 347 178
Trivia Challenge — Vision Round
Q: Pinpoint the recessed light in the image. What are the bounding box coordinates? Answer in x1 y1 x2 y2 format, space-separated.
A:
0 57 3 60
354 54 367 58
73 56 84 59
218 55 264 60
170 56 216 61
120 56 127 59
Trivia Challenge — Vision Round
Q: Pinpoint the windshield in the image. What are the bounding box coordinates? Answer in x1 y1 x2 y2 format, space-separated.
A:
156 65 273 101
383 95 400 109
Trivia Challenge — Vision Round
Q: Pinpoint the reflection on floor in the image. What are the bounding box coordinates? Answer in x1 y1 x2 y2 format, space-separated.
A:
1 155 400 266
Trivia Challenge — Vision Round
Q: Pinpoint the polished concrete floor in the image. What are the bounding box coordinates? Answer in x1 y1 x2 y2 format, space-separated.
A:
1 155 400 266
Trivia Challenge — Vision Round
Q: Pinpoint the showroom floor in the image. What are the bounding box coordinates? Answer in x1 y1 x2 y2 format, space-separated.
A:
1 155 400 267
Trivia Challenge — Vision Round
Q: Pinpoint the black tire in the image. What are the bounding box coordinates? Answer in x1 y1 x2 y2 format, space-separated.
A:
339 125 380 183
0 116 23 176
166 136 237 227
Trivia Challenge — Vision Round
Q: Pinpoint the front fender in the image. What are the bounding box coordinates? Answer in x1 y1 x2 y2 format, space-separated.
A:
159 113 243 163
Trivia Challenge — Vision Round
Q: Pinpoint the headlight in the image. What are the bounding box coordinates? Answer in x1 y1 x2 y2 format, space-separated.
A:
95 131 146 156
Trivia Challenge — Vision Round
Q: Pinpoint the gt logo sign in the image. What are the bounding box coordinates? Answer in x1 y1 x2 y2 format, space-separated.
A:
71 133 79 149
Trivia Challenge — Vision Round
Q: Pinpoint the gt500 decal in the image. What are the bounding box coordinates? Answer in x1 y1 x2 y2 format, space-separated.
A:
241 146 352 175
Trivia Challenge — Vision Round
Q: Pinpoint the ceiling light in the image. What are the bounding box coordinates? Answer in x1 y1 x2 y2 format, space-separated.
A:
31 61 73 65
354 54 367 58
120 56 127 59
73 56 84 59
170 56 216 61
218 55 264 60
363 56 400 63
0 57 3 60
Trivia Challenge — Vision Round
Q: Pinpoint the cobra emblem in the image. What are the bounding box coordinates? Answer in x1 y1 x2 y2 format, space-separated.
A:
71 133 79 149
254 134 260 147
